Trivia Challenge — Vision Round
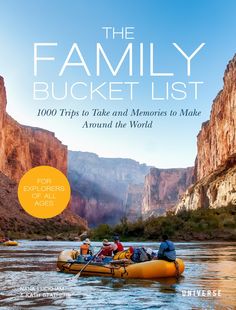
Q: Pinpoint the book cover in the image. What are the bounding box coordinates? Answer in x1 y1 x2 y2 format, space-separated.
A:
0 0 235 309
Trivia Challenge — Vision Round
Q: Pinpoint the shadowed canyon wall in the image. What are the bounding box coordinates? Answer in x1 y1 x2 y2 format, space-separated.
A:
68 151 150 226
0 76 87 234
143 167 194 218
69 151 194 225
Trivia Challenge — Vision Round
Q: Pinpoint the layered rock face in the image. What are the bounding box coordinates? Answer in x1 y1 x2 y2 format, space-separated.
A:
125 184 144 222
69 151 150 226
176 54 236 212
196 55 236 181
0 77 6 159
0 76 87 233
142 167 194 218
0 78 67 181
175 161 236 213
69 151 195 225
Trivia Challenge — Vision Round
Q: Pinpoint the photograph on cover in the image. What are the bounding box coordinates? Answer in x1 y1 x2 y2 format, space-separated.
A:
0 0 236 309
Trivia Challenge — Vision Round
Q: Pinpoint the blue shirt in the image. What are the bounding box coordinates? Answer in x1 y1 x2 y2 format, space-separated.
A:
158 240 176 261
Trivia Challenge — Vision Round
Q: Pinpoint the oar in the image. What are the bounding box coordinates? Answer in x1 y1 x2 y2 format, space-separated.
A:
73 248 102 279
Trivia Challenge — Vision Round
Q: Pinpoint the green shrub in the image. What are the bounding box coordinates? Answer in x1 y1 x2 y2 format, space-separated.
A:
91 205 236 241
91 224 111 240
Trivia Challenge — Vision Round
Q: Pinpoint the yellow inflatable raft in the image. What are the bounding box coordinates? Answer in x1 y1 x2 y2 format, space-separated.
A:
57 250 184 279
2 240 18 246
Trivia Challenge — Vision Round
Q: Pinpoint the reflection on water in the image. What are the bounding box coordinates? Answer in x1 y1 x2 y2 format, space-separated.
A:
0 241 236 309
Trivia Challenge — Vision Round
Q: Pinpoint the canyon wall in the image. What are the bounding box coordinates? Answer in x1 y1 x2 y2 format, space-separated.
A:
0 78 67 181
69 151 194 225
196 55 236 181
0 77 6 158
125 184 144 222
142 167 194 218
176 54 236 212
0 171 87 237
0 76 87 233
68 151 150 226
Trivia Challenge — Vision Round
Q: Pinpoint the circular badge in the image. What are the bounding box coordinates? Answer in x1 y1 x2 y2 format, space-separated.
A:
18 166 71 219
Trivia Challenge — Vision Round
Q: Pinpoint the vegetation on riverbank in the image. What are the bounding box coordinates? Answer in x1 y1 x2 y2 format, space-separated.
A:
0 223 85 241
2 205 235 241
91 205 236 241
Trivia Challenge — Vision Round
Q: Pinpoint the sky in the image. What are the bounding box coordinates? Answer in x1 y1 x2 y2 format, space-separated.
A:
0 0 236 168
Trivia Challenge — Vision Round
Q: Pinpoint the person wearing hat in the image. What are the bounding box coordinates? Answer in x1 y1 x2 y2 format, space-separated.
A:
80 238 93 256
98 239 116 258
113 235 124 254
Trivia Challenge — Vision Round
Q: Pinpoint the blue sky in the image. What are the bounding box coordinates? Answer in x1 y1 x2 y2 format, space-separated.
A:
0 0 236 168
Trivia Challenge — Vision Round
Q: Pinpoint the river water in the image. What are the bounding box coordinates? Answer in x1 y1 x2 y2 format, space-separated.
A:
0 241 236 309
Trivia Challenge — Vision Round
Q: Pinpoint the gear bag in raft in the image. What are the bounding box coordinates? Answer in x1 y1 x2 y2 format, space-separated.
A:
131 248 150 262
113 247 134 260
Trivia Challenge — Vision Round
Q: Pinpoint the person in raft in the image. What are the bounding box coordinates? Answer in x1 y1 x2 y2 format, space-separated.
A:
80 238 93 256
157 234 176 262
97 239 117 262
0 236 9 243
113 235 124 254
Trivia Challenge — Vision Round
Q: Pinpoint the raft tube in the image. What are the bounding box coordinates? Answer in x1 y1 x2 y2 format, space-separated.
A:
2 240 18 246
57 250 184 279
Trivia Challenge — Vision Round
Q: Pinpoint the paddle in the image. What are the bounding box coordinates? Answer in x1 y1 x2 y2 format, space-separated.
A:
73 248 102 279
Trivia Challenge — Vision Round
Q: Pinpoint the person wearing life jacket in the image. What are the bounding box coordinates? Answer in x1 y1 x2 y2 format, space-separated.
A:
98 239 116 258
80 238 92 256
0 236 9 243
113 235 124 254
157 234 176 262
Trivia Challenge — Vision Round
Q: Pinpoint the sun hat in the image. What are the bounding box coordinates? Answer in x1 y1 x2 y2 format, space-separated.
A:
103 239 110 246
83 238 91 244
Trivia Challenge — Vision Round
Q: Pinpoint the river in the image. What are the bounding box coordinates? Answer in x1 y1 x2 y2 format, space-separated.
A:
0 241 235 309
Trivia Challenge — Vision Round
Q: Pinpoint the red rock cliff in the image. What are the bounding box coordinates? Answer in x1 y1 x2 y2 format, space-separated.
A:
0 76 87 233
196 55 236 180
176 54 236 212
0 171 87 237
0 77 67 181
0 77 6 156
142 167 194 218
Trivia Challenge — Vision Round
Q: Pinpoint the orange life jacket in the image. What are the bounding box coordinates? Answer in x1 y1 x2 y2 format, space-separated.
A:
80 244 90 255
